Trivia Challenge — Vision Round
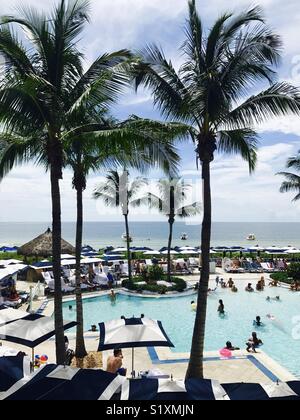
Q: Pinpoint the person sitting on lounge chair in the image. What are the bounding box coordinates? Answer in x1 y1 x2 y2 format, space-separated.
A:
107 349 127 376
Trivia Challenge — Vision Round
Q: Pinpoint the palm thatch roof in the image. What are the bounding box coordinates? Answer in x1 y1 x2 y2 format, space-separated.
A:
18 228 75 257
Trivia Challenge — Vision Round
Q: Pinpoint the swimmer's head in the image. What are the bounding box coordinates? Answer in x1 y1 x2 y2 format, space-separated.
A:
191 301 195 305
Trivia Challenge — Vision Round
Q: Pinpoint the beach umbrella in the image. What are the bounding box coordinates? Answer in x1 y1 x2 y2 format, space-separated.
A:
161 250 179 255
0 355 31 393
248 246 265 252
121 378 300 401
0 364 126 401
284 248 300 254
98 317 174 376
180 250 199 255
143 250 161 255
60 254 75 260
0 308 77 363
18 228 75 258
112 248 128 253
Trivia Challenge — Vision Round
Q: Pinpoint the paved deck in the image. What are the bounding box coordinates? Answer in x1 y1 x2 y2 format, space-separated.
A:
9 269 297 384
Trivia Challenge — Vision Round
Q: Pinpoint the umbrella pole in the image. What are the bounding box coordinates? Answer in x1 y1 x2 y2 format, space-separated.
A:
31 348 35 372
131 348 135 378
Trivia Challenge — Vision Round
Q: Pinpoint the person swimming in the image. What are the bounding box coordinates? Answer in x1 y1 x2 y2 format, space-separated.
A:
191 301 197 311
266 296 281 302
218 300 225 315
246 332 263 353
253 316 264 327
225 341 240 351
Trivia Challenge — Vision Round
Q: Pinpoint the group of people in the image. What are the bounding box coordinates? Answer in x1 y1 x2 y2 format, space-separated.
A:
215 276 238 292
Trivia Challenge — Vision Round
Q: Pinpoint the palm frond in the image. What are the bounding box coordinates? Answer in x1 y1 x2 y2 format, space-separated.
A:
218 129 259 173
225 83 300 129
177 201 202 218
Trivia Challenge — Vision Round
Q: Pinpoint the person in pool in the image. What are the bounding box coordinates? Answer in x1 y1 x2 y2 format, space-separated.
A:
253 316 264 327
227 278 234 288
226 341 240 351
246 332 263 353
218 300 225 315
245 283 254 292
110 289 116 303
191 301 197 311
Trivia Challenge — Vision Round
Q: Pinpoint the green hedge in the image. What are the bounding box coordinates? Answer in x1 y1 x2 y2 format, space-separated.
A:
122 276 187 294
270 272 291 284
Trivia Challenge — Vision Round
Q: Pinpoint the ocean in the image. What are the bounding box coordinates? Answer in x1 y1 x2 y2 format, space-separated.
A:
1 221 300 250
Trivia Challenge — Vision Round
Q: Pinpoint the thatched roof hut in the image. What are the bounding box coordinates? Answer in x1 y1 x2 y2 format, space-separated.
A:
18 228 75 257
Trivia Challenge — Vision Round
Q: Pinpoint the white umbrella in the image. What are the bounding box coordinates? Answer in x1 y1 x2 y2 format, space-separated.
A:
98 317 174 376
180 250 199 255
285 249 300 254
60 254 75 260
143 250 161 255
161 250 179 255
0 308 77 363
112 248 127 253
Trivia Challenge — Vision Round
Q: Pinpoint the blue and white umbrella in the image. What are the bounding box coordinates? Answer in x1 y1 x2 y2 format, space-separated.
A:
0 355 31 393
121 378 300 401
0 309 77 348
0 364 126 401
0 308 77 364
98 317 174 376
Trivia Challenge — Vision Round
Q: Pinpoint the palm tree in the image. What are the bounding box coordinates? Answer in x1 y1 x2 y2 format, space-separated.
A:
66 111 183 358
133 0 300 378
132 178 201 281
278 152 300 201
94 170 147 284
0 0 134 364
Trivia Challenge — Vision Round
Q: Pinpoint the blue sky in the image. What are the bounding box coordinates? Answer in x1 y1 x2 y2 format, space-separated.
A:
1 0 300 223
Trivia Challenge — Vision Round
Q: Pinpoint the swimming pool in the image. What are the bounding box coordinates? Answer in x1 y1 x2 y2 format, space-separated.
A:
63 288 300 378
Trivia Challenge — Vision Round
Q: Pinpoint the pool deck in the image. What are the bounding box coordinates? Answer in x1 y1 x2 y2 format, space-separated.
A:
2 335 295 384
10 269 298 384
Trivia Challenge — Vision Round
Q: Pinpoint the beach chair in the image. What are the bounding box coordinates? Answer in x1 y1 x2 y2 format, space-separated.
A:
93 273 109 287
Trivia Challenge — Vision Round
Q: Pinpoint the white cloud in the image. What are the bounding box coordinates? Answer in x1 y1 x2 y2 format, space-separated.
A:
210 142 300 221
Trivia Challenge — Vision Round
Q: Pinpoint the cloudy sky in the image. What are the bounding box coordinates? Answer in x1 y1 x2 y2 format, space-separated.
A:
1 0 300 223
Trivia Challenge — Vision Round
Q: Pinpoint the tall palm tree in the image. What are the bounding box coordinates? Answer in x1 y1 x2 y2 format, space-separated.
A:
132 178 201 281
66 111 183 358
133 0 300 378
278 152 300 201
0 0 134 364
94 170 147 284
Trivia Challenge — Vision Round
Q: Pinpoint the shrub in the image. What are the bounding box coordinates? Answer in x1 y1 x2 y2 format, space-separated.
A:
287 263 300 280
122 276 187 293
147 265 164 281
270 272 290 283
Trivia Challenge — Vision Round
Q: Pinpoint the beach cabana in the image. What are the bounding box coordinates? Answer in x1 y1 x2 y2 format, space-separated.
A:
98 317 174 376
18 228 75 258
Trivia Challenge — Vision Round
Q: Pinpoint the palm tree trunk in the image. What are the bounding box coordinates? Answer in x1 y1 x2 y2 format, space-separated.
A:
167 218 174 282
75 185 87 359
50 165 65 365
124 213 132 283
186 160 212 379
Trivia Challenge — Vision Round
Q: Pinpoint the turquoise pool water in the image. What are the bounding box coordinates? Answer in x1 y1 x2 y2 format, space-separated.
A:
63 288 300 378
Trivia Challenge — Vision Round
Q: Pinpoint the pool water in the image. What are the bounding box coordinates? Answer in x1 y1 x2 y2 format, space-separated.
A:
63 288 300 378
